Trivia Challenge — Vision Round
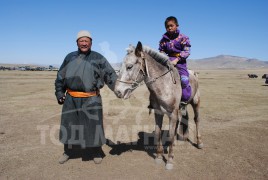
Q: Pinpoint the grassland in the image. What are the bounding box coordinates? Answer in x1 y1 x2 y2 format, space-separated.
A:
0 69 267 179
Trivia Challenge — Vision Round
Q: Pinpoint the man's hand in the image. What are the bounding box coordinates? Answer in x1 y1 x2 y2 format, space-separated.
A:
58 96 66 105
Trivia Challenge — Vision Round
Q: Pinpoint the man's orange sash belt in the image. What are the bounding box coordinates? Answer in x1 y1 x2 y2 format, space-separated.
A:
67 89 99 98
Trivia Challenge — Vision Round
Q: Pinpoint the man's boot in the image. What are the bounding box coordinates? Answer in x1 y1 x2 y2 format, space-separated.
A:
93 147 103 164
58 153 70 164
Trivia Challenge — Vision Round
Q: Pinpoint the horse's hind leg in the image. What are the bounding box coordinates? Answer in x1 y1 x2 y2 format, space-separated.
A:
191 99 203 149
154 112 164 164
177 111 189 141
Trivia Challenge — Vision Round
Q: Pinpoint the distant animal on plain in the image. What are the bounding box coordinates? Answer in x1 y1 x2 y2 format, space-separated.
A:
265 77 268 84
248 74 258 78
262 74 267 79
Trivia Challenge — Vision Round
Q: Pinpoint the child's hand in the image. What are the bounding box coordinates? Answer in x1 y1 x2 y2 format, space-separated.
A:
171 58 179 65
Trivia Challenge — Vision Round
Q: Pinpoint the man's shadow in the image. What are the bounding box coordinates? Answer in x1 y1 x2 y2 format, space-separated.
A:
106 131 171 160
66 146 106 161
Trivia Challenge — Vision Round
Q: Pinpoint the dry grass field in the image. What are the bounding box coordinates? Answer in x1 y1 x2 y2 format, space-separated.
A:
0 69 267 179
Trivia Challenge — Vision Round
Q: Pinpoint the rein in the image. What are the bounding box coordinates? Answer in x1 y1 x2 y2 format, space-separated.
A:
145 68 172 84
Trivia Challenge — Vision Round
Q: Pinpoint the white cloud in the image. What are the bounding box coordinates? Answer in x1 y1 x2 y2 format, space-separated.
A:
99 41 119 63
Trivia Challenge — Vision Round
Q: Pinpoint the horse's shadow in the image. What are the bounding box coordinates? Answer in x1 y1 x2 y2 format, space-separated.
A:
106 131 172 160
66 130 198 162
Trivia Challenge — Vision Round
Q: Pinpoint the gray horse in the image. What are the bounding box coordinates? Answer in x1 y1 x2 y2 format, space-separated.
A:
114 42 203 170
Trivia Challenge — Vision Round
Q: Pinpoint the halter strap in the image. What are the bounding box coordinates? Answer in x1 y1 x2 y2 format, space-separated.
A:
117 52 176 89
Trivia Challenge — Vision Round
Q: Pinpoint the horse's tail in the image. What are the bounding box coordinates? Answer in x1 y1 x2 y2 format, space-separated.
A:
188 70 200 105
188 69 199 78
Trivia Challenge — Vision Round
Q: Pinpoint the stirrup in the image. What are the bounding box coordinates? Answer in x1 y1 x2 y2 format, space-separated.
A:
179 102 187 116
180 101 188 106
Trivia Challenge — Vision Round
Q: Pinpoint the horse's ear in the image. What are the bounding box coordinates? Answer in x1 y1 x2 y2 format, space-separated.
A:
135 41 143 57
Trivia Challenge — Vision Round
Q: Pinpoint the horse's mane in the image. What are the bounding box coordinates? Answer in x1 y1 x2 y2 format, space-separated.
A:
143 46 169 65
142 45 179 82
126 45 169 64
125 44 175 74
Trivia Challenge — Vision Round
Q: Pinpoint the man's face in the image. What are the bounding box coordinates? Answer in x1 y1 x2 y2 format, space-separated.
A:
77 37 92 53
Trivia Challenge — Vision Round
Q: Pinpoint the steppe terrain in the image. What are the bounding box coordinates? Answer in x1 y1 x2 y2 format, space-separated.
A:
0 69 267 179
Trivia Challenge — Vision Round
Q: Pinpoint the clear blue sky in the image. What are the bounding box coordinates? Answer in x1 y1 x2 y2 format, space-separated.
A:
0 0 267 66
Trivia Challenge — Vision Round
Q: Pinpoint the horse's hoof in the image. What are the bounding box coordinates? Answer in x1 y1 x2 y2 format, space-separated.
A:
155 158 163 164
177 134 188 141
165 163 173 170
177 134 184 141
197 143 204 149
183 135 188 141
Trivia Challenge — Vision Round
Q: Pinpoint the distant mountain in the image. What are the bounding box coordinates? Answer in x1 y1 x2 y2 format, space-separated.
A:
0 63 59 68
111 55 268 70
2 55 267 71
188 55 268 69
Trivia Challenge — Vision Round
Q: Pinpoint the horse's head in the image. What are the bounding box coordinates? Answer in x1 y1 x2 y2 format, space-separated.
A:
114 41 146 99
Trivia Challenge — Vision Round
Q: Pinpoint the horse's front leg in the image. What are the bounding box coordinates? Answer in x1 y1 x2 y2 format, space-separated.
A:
154 111 164 164
166 109 178 170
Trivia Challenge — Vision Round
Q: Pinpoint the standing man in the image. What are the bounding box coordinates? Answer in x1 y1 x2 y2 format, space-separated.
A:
55 30 117 164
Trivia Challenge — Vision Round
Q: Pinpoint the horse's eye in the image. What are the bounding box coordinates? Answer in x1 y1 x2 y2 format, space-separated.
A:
126 64 133 70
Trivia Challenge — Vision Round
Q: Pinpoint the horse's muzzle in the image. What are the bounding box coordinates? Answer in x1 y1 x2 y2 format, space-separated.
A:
114 89 132 99
114 90 123 98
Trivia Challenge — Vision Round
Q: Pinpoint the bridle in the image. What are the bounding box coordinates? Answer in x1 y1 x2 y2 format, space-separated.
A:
116 52 173 90
116 54 146 90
